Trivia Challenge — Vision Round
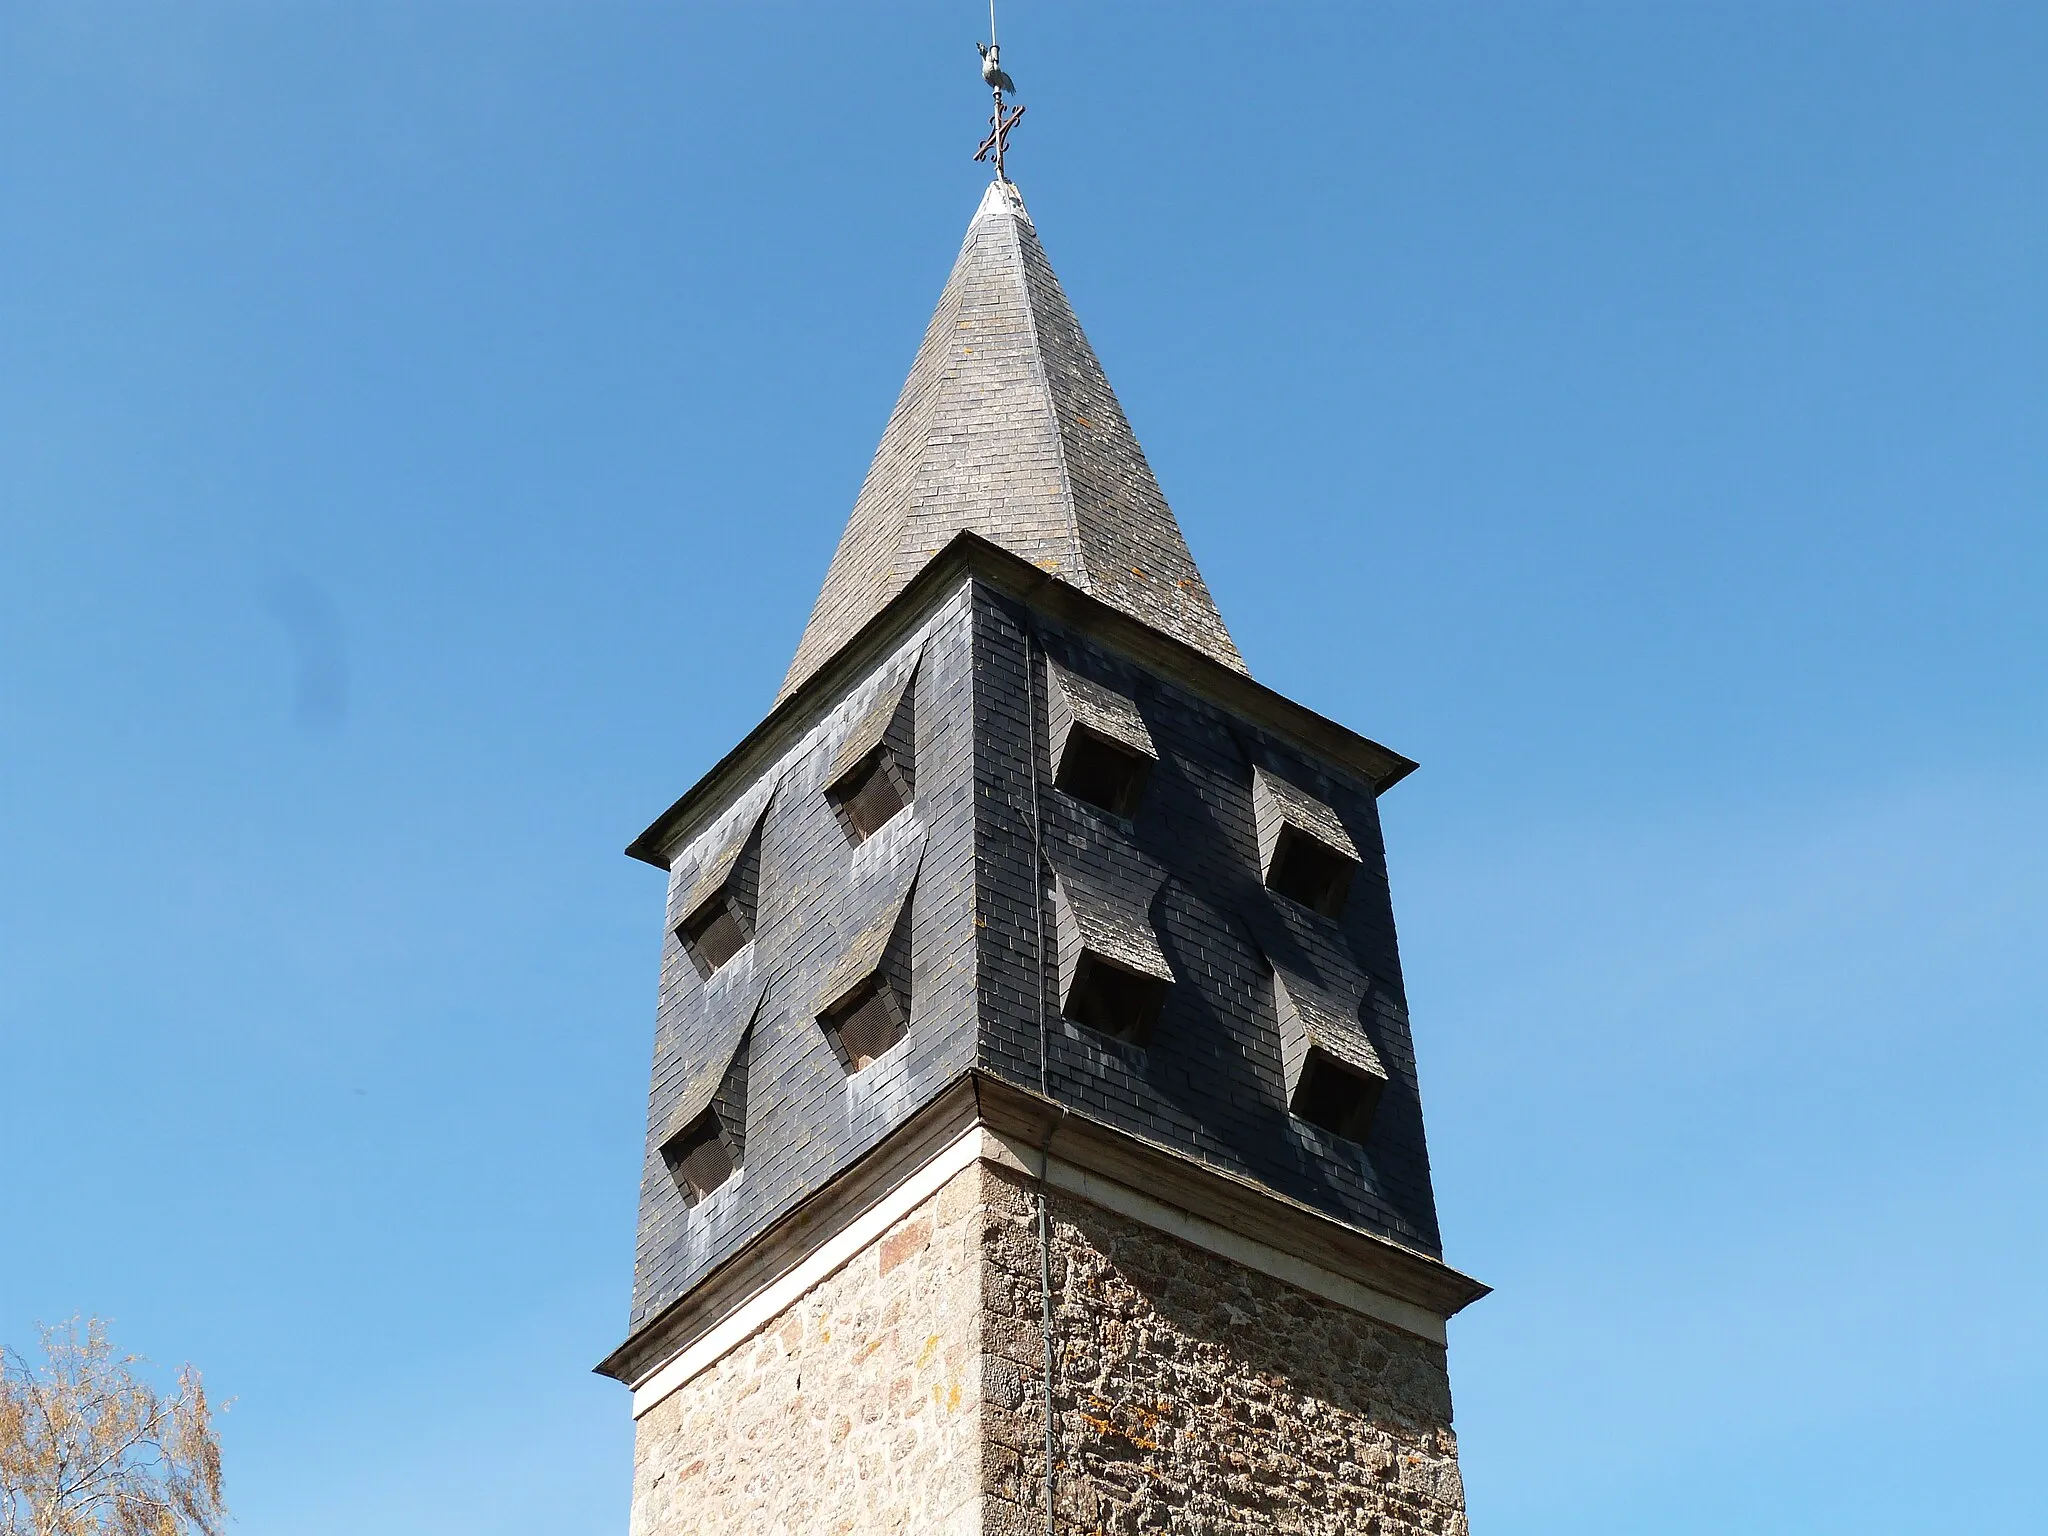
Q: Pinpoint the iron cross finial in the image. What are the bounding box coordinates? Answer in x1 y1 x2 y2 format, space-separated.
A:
973 35 1025 182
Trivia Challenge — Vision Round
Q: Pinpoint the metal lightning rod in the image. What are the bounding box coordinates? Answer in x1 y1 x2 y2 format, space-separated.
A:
974 1 1025 181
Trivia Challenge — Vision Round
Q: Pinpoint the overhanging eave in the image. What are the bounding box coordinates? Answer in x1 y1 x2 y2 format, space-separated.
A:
626 531 1417 870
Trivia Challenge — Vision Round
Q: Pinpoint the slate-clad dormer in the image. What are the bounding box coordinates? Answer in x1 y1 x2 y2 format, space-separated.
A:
603 175 1486 1536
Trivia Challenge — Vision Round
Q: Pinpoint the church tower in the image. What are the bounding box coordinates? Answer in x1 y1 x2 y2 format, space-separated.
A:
599 171 1487 1534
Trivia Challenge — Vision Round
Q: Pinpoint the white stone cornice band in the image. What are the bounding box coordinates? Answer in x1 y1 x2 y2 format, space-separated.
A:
630 1122 1447 1420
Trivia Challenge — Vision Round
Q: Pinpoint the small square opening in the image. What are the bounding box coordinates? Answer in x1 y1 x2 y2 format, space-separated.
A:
661 1111 735 1204
823 979 906 1072
831 749 910 844
679 899 749 977
1266 827 1356 918
1055 726 1151 818
1291 1048 1384 1143
1064 954 1168 1044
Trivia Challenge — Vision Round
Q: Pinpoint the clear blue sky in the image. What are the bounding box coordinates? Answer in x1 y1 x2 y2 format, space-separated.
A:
3 4 2042 1531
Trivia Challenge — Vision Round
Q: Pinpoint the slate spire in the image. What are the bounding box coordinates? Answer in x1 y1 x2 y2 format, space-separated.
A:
780 179 1247 700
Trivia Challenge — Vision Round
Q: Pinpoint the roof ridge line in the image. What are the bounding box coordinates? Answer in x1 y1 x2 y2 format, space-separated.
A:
778 180 1246 701
997 187 1092 595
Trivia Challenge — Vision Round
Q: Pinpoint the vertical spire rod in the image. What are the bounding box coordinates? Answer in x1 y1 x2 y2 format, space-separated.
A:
974 23 1025 181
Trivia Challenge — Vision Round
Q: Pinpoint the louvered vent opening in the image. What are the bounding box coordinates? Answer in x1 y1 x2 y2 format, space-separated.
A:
1055 725 1151 818
660 1111 735 1204
1290 1045 1385 1143
831 749 911 844
678 899 749 978
1266 826 1356 918
1064 954 1168 1044
676 813 764 977
828 671 917 845
823 980 906 1072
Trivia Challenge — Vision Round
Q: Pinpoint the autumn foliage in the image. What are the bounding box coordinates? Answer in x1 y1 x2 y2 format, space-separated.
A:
0 1320 224 1536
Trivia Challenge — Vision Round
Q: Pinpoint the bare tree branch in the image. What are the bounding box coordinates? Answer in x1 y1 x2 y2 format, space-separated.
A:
0 1321 224 1536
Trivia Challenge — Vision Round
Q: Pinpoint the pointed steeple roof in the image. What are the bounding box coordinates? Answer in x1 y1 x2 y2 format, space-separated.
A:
780 180 1247 700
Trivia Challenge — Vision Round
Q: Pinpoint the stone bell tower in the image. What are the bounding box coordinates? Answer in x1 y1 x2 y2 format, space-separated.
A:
598 175 1488 1535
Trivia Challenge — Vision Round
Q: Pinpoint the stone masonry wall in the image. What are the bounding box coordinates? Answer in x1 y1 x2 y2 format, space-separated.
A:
980 1163 1468 1536
630 1163 989 1536
632 1154 1467 1536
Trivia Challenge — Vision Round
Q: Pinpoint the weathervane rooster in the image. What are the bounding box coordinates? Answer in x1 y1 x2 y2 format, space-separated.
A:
977 41 1016 98
973 12 1026 181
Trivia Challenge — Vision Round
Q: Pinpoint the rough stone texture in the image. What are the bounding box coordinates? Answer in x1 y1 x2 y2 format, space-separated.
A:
631 1164 990 1536
978 1163 1467 1536
781 179 1245 701
629 1158 1467 1536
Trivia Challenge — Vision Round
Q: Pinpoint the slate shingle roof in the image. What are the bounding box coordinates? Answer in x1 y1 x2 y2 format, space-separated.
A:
780 179 1247 700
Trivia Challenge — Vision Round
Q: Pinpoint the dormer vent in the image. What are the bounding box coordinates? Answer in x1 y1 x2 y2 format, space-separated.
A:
1273 970 1387 1143
674 806 766 977
827 662 918 844
1063 952 1169 1042
661 1114 733 1204
658 1017 754 1206
679 902 748 976
1048 659 1156 819
822 979 907 1072
833 751 910 843
815 858 919 1074
1251 767 1361 919
1051 858 1173 1045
